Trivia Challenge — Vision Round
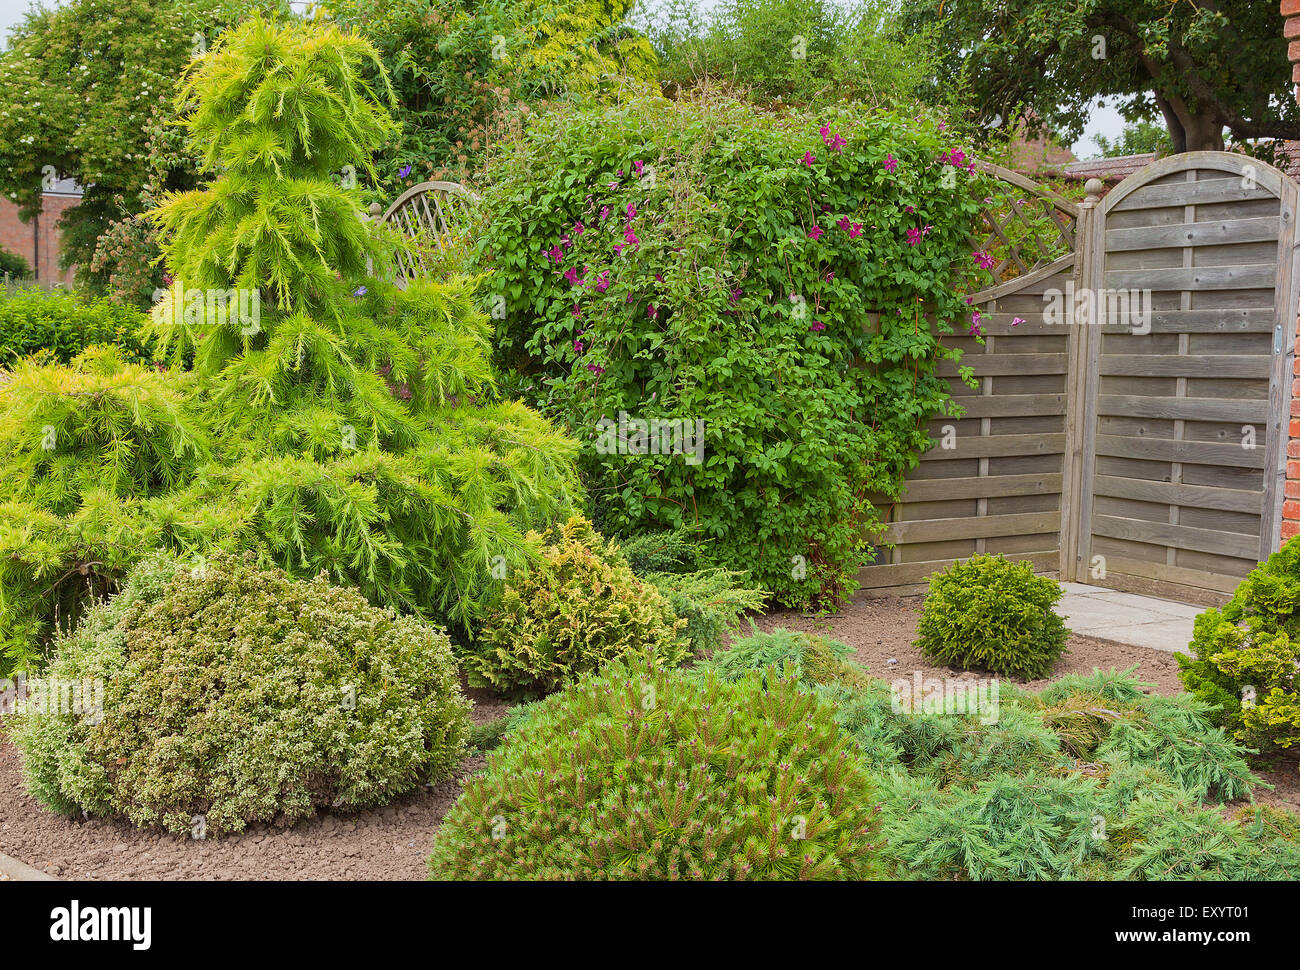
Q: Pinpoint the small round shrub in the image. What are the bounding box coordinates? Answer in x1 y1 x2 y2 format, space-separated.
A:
428 658 881 879
914 554 1068 679
0 245 30 279
1177 537 1300 755
463 516 687 696
707 626 871 690
14 551 471 835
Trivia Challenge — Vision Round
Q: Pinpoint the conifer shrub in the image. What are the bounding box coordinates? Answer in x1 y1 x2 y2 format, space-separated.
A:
0 287 151 366
0 16 583 675
463 516 687 696
1177 537 1300 757
428 657 882 879
707 626 871 690
14 551 471 835
915 553 1069 679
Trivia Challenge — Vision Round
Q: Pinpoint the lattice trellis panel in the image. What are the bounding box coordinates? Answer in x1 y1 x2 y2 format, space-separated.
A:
969 161 1080 288
377 180 478 286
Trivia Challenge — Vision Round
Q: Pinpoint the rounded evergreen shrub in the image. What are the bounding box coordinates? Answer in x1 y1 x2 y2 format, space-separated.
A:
14 551 471 835
463 516 687 696
428 658 881 879
914 553 1068 679
1177 537 1300 755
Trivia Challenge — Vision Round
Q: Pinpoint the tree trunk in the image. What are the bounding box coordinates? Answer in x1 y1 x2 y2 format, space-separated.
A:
1155 93 1224 153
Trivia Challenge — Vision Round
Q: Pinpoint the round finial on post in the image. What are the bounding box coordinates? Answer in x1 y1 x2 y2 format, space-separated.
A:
1084 178 1104 201
368 201 383 220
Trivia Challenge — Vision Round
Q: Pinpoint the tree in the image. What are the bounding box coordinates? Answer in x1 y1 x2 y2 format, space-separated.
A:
0 0 265 290
904 0 1298 153
1093 118 1174 158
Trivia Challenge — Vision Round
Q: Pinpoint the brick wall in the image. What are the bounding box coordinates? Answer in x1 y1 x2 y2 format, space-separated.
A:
1283 0 1300 542
0 193 79 286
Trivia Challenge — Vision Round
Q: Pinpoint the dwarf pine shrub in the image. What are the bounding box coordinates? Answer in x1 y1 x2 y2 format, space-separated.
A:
1177 537 1300 756
428 657 882 879
14 551 471 835
915 553 1069 679
463 516 687 696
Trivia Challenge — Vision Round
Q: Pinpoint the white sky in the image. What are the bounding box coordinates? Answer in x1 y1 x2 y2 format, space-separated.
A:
0 0 1124 158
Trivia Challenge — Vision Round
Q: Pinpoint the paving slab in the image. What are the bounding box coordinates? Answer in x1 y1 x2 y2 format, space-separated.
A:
1054 583 1199 654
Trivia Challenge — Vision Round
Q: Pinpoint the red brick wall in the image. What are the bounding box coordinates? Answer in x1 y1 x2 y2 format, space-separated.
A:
1286 0 1300 542
0 194 79 286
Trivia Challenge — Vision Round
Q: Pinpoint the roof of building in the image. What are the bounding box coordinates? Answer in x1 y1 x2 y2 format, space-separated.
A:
1059 143 1300 186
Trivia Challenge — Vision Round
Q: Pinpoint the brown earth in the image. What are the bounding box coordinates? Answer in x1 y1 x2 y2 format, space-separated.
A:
0 596 1295 880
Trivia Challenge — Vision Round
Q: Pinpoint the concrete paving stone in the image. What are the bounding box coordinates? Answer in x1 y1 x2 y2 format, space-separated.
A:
1076 618 1194 654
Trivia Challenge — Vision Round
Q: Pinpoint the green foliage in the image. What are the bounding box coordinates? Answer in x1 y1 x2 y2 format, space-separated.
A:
0 0 262 287
462 516 686 696
915 554 1069 679
475 91 987 608
0 247 30 279
0 288 153 367
428 657 882 879
706 631 1283 879
1093 119 1174 158
323 0 658 190
13 551 471 835
1178 537 1300 756
0 17 583 677
150 15 398 314
618 527 705 575
902 0 1297 154
643 568 767 657
639 0 954 112
707 626 871 690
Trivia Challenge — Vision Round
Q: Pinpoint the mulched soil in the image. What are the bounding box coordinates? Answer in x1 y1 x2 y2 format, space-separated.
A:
0 596 1295 879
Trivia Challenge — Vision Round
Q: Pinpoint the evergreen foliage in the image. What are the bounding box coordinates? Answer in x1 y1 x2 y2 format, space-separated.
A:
429 657 882 879
462 516 687 696
706 632 1292 880
1178 537 1300 756
915 553 1069 679
14 551 472 835
0 16 582 676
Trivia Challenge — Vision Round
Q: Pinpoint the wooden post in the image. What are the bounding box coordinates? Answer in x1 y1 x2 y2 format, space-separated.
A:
1058 178 1105 582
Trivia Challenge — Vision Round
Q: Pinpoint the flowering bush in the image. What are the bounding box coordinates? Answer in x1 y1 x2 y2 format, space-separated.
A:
474 92 989 607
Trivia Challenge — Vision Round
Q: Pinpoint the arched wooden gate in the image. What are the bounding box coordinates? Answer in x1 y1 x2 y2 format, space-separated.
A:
859 151 1300 605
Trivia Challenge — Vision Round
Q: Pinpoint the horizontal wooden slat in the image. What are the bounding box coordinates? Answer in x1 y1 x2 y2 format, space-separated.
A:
1095 434 1268 469
966 313 1063 336
937 353 1067 377
901 472 1063 502
955 393 1066 418
1092 475 1264 514
857 551 1060 590
1092 554 1249 597
1105 264 1277 292
1105 216 1281 252
1097 394 1269 423
1115 308 1276 334
1099 354 1271 378
1112 180 1276 210
1091 514 1258 559
882 511 1059 544
920 433 1066 460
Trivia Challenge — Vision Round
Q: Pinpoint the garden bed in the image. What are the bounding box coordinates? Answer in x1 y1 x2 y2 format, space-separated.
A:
3 594 1295 881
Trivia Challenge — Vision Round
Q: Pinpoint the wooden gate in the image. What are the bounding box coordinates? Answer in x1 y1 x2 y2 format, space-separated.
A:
859 151 1300 605
1069 152 1300 604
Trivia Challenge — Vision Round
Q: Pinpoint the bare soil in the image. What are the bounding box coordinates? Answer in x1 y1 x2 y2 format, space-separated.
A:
1 596 1295 880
